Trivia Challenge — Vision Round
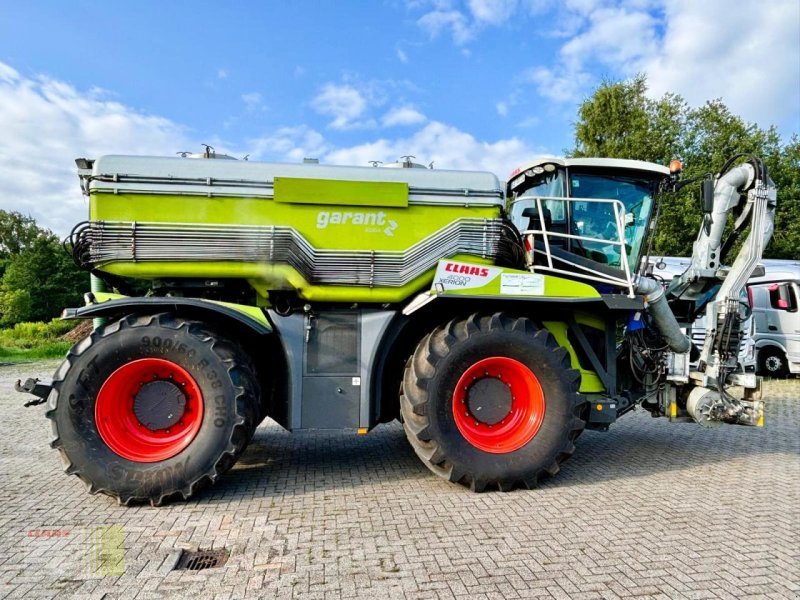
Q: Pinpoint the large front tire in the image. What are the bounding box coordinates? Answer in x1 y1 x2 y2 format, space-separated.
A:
401 313 585 492
46 314 259 505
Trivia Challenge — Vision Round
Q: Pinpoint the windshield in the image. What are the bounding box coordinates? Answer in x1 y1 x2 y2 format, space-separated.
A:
569 171 656 269
508 167 659 272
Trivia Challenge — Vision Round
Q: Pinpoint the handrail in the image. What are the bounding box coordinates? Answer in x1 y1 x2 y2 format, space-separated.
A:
518 194 635 297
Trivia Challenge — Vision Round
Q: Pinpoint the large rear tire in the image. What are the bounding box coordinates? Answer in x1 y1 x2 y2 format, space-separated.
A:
46 314 259 505
401 313 585 491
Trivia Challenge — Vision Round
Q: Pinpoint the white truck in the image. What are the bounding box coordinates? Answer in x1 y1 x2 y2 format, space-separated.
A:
747 259 800 377
651 257 799 378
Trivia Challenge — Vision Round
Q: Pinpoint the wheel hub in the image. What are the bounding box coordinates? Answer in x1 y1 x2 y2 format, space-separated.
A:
466 378 512 425
765 356 782 371
95 358 204 463
133 380 186 431
452 356 546 454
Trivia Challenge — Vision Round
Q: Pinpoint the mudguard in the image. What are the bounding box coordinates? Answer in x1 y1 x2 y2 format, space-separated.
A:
62 293 272 335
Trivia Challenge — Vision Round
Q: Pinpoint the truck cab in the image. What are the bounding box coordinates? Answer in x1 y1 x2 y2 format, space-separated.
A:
747 260 800 377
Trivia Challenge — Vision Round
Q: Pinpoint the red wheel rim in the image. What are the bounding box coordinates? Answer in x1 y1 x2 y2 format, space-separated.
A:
452 356 545 454
95 358 204 462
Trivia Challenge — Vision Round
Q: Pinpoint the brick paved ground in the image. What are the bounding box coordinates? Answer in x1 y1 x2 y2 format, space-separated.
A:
1 359 798 599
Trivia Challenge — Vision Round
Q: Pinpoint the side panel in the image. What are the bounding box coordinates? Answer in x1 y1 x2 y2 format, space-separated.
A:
267 308 397 430
89 193 502 302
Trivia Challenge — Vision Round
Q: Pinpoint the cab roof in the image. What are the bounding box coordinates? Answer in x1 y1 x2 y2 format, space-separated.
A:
508 157 670 180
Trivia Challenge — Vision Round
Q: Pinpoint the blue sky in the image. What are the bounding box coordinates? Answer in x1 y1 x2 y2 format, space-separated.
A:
1 0 798 234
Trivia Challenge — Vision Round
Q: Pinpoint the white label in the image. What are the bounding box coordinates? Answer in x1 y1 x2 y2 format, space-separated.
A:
500 273 545 295
351 377 361 386
432 260 502 292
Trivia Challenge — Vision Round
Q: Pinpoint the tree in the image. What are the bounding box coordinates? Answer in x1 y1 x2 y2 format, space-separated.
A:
569 77 799 260
0 211 44 258
572 75 687 165
0 218 87 325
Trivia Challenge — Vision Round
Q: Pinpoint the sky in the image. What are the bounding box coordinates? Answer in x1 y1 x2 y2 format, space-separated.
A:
1 0 798 236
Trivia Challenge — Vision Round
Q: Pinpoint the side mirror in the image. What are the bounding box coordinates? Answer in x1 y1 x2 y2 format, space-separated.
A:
769 282 798 312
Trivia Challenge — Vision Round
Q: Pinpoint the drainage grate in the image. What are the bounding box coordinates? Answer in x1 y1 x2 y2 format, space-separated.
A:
174 548 229 571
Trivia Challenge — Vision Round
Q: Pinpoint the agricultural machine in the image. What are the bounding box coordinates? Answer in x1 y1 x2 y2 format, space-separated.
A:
17 150 776 504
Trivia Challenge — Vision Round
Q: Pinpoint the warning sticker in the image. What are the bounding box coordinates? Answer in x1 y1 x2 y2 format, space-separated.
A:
500 273 545 295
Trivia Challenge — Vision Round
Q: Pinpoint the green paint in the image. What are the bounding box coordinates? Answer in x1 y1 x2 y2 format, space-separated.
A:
543 320 605 393
90 192 495 251
274 177 408 207
91 292 127 303
90 191 501 302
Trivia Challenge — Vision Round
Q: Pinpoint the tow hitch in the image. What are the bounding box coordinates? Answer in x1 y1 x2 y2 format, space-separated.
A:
15 378 52 407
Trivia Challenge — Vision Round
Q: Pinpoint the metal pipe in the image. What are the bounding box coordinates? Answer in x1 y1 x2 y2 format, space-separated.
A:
636 276 691 353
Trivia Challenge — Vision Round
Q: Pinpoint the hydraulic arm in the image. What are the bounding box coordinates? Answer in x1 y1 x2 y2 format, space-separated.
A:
666 156 777 425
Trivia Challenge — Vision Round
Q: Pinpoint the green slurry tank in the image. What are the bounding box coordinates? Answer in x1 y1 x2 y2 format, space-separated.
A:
74 155 513 303
16 151 775 505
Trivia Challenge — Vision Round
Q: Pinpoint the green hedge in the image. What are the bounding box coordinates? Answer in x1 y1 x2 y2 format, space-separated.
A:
0 319 74 361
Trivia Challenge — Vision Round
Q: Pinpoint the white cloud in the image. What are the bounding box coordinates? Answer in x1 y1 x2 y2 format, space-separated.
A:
559 7 658 71
496 101 508 116
245 117 541 177
216 68 228 79
310 79 420 130
527 3 657 103
382 105 427 127
526 66 590 104
521 0 799 134
467 0 517 25
324 121 538 177
0 62 19 83
397 48 409 63
310 83 369 129
643 0 800 132
241 92 265 112
417 7 474 45
0 62 188 236
246 125 331 163
518 115 541 128
415 0 520 44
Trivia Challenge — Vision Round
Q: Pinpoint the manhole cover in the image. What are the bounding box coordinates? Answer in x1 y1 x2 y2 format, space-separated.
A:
174 548 229 571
